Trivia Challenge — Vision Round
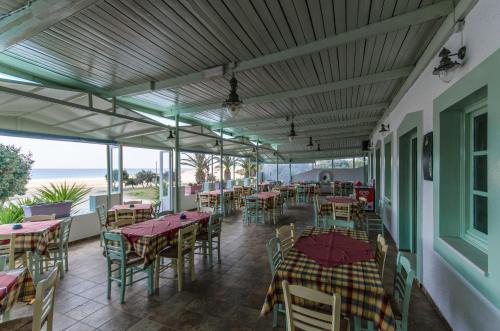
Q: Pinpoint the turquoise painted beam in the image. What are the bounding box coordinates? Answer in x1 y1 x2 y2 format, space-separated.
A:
0 0 99 52
170 67 412 116
107 1 452 97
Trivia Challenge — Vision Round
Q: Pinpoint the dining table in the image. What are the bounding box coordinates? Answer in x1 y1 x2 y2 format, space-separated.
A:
111 211 211 290
320 196 359 214
261 226 396 331
106 203 153 226
0 267 36 314
248 191 280 210
0 220 62 257
197 190 234 206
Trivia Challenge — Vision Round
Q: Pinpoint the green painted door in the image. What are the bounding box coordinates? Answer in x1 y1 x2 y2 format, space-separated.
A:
411 135 418 253
375 148 381 204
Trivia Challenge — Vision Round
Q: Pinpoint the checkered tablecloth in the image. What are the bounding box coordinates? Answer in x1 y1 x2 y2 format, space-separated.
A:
0 220 62 256
112 212 210 267
320 196 358 215
0 268 36 314
242 192 280 210
197 190 234 207
261 226 396 331
106 204 153 226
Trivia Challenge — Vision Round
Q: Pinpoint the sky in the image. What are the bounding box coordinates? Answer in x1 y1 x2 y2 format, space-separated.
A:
0 135 164 169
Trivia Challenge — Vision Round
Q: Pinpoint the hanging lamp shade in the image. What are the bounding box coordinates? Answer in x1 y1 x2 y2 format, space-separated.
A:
166 130 175 141
222 75 243 118
379 124 389 133
288 121 297 142
214 139 219 147
306 136 314 151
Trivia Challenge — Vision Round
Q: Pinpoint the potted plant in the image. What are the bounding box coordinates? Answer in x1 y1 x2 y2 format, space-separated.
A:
22 182 91 218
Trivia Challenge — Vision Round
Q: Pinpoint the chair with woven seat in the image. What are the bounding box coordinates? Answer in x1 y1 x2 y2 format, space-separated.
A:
102 231 153 304
266 237 286 327
375 234 388 278
23 214 56 222
156 224 197 292
0 233 26 270
195 213 222 266
43 217 72 276
276 223 295 257
392 253 415 331
242 196 263 225
112 209 136 229
332 203 354 229
0 262 61 331
365 200 385 236
266 196 281 225
282 280 350 331
96 205 108 246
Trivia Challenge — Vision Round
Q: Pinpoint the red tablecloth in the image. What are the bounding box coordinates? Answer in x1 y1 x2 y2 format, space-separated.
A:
252 192 280 199
110 203 152 210
121 211 210 243
325 196 358 204
295 232 373 267
0 273 17 300
0 220 60 235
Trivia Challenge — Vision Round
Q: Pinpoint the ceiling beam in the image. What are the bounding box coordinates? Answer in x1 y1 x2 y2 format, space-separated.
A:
0 0 99 52
259 125 374 140
171 67 411 116
375 0 479 134
112 127 169 140
108 1 452 97
281 146 362 156
216 103 387 130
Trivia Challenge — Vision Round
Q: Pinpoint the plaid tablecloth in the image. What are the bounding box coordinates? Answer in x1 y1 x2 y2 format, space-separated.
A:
197 190 234 206
320 196 358 215
244 192 280 210
0 220 61 256
112 211 210 267
261 226 396 331
0 268 36 313
107 204 153 226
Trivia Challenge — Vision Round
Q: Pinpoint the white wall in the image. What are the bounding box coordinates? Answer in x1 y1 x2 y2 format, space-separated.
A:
371 1 500 329
292 168 364 183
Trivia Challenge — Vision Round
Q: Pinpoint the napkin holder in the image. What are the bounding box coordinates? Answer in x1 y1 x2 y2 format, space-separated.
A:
12 223 23 230
179 213 187 220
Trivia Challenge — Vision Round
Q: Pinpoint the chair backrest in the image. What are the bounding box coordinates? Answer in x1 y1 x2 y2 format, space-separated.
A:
333 203 351 220
23 214 56 222
0 255 7 271
296 185 306 194
282 280 342 331
394 253 415 329
244 196 258 212
0 234 16 270
208 213 222 238
157 210 174 217
113 209 136 229
152 201 162 216
266 237 283 276
276 223 295 256
123 200 142 205
102 231 126 263
95 205 108 229
60 217 73 247
375 234 388 277
32 262 61 331
177 224 198 259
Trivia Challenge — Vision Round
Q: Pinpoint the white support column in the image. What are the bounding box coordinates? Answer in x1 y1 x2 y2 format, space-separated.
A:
174 114 180 212
289 160 292 184
106 145 112 208
256 141 260 191
219 127 224 217
118 144 123 203
276 152 279 183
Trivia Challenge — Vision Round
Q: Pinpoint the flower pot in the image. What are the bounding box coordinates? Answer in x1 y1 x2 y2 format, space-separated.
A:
22 200 73 218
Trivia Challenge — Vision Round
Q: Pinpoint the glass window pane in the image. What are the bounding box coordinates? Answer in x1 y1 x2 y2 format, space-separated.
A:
473 195 488 234
473 113 487 151
473 155 487 192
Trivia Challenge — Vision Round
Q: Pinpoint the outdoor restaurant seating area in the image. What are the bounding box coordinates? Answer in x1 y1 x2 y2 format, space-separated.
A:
0 0 499 330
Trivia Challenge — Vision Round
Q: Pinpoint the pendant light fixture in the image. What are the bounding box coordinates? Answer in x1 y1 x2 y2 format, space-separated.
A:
166 130 175 141
222 74 243 118
288 116 297 142
316 143 321 152
306 136 314 151
379 124 390 133
214 139 219 148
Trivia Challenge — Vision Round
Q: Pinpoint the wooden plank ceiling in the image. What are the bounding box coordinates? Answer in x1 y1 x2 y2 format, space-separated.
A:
0 0 450 161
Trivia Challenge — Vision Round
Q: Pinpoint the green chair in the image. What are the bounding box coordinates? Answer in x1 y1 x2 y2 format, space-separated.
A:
152 201 162 218
365 199 385 236
195 213 222 266
295 185 307 203
44 217 72 275
243 196 263 224
266 237 286 328
102 231 154 304
96 204 108 246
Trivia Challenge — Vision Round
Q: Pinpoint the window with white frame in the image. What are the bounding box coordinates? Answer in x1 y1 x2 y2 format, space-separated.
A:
463 102 488 252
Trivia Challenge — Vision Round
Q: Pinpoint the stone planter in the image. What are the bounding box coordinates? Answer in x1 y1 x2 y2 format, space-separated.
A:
185 184 202 195
22 200 73 218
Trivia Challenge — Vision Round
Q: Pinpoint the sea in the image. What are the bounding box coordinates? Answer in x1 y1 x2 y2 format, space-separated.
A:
30 168 157 180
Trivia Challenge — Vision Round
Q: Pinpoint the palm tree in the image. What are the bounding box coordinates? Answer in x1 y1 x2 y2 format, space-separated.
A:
181 153 213 184
214 156 236 181
237 158 256 177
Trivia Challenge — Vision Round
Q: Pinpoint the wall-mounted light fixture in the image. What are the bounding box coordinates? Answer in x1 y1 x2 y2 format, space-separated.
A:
379 124 390 133
432 46 466 83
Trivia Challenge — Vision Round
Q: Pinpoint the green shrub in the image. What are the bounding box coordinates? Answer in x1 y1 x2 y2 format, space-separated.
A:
35 182 91 213
0 203 24 224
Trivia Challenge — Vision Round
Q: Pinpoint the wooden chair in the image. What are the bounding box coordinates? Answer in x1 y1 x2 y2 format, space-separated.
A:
195 213 222 266
23 214 56 222
152 201 162 217
123 200 142 205
44 217 72 275
156 210 174 217
375 234 388 278
95 205 108 246
0 233 25 270
295 185 307 203
276 223 295 257
333 203 354 229
112 209 136 229
243 196 263 225
392 253 415 331
102 231 154 304
266 237 285 327
266 196 281 225
156 224 198 292
365 200 385 236
0 262 62 331
282 280 349 331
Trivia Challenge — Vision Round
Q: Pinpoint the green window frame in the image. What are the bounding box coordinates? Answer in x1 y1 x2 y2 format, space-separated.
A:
384 141 392 200
462 102 488 252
